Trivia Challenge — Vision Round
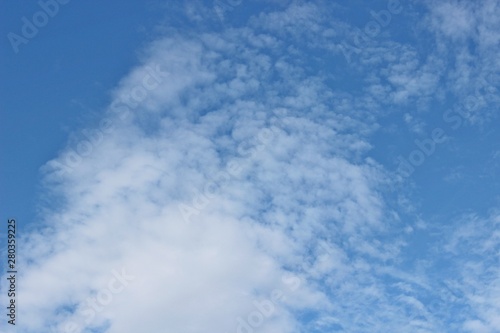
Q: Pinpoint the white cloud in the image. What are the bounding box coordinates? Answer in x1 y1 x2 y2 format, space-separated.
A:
436 212 500 333
6 5 401 333
4 2 499 333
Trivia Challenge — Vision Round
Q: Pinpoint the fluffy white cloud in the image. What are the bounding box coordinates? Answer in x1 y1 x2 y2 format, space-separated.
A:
8 5 398 333
3 2 499 333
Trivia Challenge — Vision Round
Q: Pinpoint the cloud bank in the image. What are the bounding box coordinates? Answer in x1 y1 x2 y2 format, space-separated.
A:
3 1 499 333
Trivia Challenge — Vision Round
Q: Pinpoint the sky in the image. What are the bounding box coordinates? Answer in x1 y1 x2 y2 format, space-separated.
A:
0 0 499 332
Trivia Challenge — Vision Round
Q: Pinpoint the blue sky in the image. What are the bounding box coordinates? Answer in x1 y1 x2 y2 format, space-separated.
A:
1 1 500 333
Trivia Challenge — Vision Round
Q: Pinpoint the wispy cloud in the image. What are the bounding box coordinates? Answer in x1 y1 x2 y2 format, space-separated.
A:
3 1 499 333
